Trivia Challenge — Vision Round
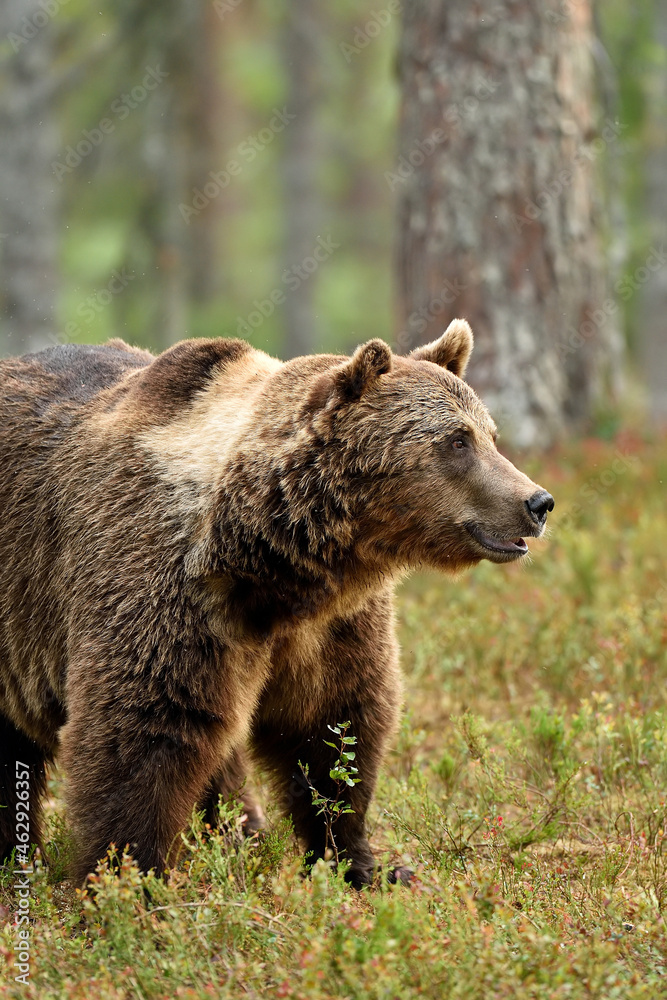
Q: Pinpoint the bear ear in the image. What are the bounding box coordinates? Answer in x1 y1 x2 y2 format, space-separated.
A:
409 318 473 378
335 339 393 400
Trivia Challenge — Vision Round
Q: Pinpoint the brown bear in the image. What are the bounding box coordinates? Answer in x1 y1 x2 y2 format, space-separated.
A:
0 319 553 887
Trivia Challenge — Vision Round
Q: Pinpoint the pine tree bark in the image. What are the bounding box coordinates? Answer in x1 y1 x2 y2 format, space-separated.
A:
395 0 623 447
0 0 60 355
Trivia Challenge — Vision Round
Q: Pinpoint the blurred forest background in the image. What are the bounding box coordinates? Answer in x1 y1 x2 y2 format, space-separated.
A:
0 0 665 447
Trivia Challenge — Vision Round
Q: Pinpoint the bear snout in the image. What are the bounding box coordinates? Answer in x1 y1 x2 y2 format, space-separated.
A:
525 490 555 527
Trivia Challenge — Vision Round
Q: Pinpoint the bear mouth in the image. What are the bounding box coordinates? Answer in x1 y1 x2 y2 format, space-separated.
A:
465 523 529 559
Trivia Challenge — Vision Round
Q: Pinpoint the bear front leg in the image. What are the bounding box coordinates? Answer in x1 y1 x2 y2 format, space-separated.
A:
252 700 399 888
255 594 406 887
61 710 225 885
198 746 265 836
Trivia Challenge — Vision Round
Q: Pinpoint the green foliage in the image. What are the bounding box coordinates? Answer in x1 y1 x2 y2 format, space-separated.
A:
2 433 667 997
300 721 360 866
596 0 667 349
51 0 400 356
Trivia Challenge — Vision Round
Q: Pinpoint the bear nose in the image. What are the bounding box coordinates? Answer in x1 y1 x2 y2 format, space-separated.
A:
526 490 555 524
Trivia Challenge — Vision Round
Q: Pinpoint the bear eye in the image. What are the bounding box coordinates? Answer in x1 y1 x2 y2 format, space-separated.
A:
451 438 466 450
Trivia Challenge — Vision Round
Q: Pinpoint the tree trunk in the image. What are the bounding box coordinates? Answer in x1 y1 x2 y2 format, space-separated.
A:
639 6 667 424
395 0 623 447
280 0 323 358
0 0 60 356
116 0 227 349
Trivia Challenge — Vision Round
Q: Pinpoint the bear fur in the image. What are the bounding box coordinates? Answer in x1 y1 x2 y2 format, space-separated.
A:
0 320 553 887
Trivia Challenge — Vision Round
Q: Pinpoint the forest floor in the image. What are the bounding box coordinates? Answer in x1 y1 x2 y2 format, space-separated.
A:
1 431 667 999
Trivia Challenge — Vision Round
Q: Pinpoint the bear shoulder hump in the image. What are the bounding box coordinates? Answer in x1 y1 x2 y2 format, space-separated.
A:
129 337 254 420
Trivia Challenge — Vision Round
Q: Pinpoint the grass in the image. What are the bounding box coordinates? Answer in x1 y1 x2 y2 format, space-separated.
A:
2 429 667 999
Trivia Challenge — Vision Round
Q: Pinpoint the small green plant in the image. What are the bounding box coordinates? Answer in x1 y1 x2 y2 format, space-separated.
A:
44 811 77 884
300 721 360 867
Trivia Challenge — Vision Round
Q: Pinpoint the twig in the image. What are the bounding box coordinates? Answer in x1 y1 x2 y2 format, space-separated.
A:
616 811 636 879
141 900 298 937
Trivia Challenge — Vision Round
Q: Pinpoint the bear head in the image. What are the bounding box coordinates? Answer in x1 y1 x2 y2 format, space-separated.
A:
293 318 554 574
